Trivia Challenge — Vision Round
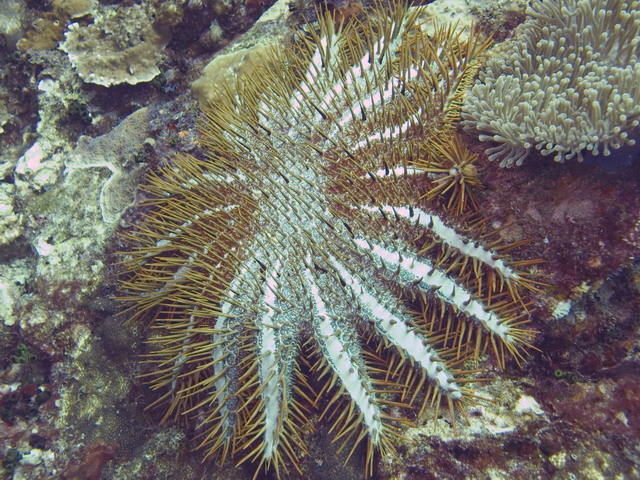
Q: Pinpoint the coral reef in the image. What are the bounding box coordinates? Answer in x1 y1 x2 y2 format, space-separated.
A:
1 0 639 479
462 0 640 167
0 0 286 476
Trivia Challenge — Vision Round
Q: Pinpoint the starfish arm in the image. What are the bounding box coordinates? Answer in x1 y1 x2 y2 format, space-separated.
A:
329 255 462 398
304 264 384 445
256 259 289 461
354 238 517 344
363 205 519 281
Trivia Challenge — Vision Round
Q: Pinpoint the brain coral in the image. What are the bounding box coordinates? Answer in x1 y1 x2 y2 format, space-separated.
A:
60 3 171 87
461 0 640 167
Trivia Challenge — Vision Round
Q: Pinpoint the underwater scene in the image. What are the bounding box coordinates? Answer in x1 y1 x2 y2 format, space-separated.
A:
0 0 639 478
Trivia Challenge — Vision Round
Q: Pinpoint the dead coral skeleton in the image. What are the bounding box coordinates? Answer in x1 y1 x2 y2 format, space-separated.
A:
462 0 640 167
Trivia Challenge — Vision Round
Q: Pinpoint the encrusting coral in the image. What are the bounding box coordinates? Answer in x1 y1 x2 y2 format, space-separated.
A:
117 2 544 478
461 0 640 167
60 3 172 87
